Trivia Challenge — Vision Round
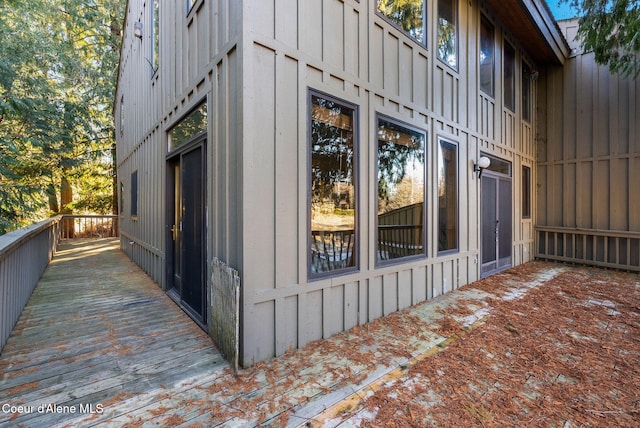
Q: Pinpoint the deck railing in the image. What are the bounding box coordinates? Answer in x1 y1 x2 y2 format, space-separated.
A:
0 214 119 352
536 226 640 272
59 214 119 239
0 217 61 351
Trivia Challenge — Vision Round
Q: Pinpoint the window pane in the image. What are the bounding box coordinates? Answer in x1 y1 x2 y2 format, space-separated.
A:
522 62 532 122
437 0 457 68
310 94 357 275
377 0 425 44
377 118 425 262
131 171 138 217
152 0 159 72
522 165 531 218
504 42 516 111
438 141 458 252
480 17 494 96
168 103 207 151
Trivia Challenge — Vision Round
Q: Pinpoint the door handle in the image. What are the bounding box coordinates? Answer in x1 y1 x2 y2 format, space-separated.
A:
171 224 178 240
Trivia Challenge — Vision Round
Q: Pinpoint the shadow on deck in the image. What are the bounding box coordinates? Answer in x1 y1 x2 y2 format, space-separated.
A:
0 239 228 427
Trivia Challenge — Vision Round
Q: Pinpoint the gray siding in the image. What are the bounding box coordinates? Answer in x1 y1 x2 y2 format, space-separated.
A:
115 1 242 305
240 0 539 365
538 20 640 233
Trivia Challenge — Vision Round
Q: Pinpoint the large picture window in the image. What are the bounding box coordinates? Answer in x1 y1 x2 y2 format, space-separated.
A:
438 140 458 253
437 0 458 69
376 117 426 263
480 16 495 96
376 0 426 45
309 92 358 277
504 41 516 111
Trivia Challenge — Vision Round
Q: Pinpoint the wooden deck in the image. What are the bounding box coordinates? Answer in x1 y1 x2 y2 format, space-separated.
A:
0 239 228 427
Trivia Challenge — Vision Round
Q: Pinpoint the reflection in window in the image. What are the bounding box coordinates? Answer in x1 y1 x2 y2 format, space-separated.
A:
522 62 532 122
377 0 426 44
522 165 531 218
438 141 458 252
480 16 494 96
437 0 457 69
310 93 357 276
377 118 425 262
168 103 207 151
504 41 516 111
152 0 159 72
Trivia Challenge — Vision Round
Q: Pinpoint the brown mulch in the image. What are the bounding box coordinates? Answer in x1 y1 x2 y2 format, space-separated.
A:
358 266 640 427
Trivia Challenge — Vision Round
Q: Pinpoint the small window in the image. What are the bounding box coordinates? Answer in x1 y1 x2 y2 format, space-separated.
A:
131 171 138 218
480 16 495 96
377 0 426 45
376 116 426 263
309 92 358 277
119 96 124 136
438 140 458 253
522 62 532 122
151 0 159 73
522 165 531 218
168 103 208 151
504 41 516 111
187 0 197 14
437 0 458 69
119 181 125 215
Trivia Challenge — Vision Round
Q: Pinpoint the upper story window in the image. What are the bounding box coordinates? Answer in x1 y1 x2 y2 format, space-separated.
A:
377 0 426 45
309 91 358 278
437 0 458 69
480 16 495 97
522 61 532 122
503 41 516 111
151 0 159 73
376 116 426 264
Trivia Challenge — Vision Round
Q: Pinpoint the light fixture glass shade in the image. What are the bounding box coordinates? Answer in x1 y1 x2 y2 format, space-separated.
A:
477 156 490 169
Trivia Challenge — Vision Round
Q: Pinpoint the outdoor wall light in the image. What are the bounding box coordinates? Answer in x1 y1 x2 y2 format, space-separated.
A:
134 22 143 39
474 156 491 178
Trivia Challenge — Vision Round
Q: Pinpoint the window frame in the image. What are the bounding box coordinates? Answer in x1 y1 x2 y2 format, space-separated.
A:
503 40 516 112
151 0 159 75
479 15 495 97
437 138 459 255
375 114 427 266
375 0 427 47
307 89 360 280
522 165 531 219
522 61 532 123
436 0 459 70
130 170 139 219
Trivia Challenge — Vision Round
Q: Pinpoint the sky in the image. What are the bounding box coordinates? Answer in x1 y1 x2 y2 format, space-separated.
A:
546 0 581 20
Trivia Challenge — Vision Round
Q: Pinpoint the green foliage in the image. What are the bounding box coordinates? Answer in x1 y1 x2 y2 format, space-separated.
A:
0 0 125 234
563 0 640 78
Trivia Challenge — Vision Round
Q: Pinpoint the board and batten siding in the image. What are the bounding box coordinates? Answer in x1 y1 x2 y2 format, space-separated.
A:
115 0 243 288
240 0 538 365
536 19 640 270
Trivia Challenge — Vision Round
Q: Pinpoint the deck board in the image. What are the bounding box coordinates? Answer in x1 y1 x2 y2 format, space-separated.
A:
0 238 228 427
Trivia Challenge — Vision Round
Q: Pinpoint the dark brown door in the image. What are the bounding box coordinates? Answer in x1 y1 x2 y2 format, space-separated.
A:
168 143 206 325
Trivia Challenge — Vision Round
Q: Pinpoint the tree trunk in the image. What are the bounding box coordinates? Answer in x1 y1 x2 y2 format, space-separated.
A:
61 174 74 238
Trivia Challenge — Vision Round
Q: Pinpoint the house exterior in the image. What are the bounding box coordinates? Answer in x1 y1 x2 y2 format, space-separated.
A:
114 0 639 367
